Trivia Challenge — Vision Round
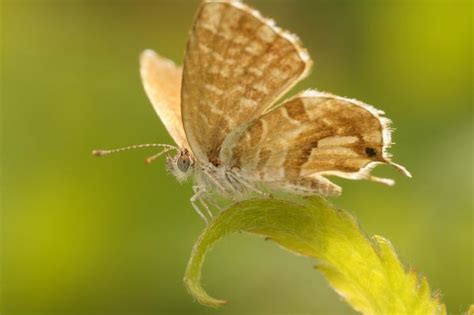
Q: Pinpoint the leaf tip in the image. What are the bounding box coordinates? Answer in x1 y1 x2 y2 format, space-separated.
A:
183 277 227 308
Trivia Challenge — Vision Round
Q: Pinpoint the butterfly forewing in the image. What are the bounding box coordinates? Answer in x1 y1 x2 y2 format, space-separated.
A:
140 50 189 148
181 0 312 164
221 91 397 196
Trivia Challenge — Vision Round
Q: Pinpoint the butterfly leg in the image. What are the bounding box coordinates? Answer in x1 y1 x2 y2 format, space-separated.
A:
229 172 270 198
200 197 214 220
202 167 237 195
193 185 217 219
190 186 211 224
202 194 223 212
224 172 248 199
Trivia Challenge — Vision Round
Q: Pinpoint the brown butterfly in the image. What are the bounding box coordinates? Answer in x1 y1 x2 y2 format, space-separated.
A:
94 0 411 223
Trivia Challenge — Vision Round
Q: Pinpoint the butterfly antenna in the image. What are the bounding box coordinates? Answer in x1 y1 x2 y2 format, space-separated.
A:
92 143 178 157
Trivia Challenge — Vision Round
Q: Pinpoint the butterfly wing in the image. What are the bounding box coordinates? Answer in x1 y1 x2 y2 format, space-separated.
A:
140 50 189 148
181 0 312 164
222 91 411 196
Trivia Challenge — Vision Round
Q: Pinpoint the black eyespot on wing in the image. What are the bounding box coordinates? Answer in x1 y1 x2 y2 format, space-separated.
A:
365 147 377 157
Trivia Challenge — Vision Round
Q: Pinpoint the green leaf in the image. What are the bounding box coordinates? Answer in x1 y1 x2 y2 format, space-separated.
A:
184 197 447 314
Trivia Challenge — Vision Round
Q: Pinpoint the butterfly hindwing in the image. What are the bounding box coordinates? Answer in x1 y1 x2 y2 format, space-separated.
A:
181 0 312 164
222 91 410 196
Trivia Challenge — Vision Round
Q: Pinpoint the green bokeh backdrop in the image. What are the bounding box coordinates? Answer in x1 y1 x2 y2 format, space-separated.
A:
1 0 472 314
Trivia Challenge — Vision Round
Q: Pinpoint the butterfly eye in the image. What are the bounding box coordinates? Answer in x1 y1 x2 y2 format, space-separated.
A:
177 155 191 172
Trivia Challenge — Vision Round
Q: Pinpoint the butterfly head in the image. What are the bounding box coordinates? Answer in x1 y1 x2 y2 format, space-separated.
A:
166 148 195 182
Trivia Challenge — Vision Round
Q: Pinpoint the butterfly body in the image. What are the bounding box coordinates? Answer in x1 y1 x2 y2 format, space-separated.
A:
168 148 257 200
135 0 411 223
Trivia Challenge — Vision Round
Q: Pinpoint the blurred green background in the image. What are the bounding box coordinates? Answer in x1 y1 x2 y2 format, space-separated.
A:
1 0 472 314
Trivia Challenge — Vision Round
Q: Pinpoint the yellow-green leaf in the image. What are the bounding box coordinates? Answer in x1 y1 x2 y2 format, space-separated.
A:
184 197 446 314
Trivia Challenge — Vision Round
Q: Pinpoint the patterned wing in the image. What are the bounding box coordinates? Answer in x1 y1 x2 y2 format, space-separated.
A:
140 50 189 148
181 0 312 164
222 91 411 196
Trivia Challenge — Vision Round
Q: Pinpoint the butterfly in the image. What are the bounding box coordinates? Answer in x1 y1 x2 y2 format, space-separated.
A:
94 0 411 223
